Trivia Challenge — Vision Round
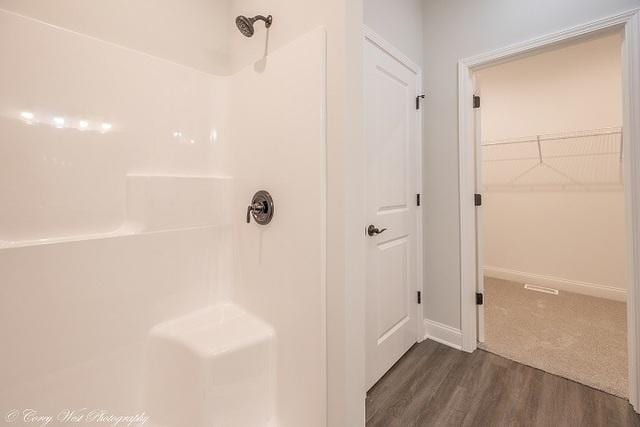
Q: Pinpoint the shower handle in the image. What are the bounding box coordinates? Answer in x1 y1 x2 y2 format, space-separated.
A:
246 202 265 223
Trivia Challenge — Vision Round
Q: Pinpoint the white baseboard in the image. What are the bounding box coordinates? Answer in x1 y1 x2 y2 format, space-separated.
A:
484 266 626 302
423 319 462 350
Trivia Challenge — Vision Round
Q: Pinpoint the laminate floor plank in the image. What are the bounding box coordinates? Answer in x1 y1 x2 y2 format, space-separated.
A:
366 340 640 426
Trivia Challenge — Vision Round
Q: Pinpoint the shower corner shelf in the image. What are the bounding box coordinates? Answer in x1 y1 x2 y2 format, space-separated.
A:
0 227 137 250
0 174 234 250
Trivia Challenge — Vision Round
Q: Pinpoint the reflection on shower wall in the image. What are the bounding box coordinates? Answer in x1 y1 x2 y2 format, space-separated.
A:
0 11 232 245
0 5 327 426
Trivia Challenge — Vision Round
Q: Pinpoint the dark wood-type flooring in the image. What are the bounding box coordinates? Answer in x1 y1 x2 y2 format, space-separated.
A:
366 340 640 426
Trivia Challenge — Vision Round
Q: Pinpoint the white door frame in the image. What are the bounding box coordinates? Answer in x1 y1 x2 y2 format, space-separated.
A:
363 26 425 346
458 8 640 410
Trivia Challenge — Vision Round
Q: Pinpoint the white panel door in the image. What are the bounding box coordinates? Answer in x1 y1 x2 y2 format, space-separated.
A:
365 36 419 389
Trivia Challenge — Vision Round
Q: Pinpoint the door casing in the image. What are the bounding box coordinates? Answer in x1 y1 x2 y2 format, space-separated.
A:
457 8 640 411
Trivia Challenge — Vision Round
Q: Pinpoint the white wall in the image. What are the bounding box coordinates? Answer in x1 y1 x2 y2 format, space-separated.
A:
364 0 423 64
478 33 626 298
421 0 640 329
484 192 627 294
0 0 232 75
478 33 622 141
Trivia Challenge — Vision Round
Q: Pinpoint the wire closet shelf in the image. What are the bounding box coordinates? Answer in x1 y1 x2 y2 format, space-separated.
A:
481 127 623 192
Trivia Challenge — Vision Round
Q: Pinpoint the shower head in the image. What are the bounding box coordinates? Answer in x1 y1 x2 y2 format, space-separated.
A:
235 14 273 37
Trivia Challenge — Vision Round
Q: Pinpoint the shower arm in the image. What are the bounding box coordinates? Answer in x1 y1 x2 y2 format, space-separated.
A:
253 15 273 28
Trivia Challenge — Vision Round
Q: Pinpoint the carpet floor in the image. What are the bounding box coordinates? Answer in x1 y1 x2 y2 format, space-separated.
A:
481 277 628 398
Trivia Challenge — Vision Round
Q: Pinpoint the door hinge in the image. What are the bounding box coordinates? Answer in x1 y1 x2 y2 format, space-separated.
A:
474 193 482 206
476 292 484 305
416 193 421 206
417 291 422 304
416 94 425 110
473 95 481 109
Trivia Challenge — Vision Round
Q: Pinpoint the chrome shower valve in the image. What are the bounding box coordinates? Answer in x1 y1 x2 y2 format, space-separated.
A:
246 190 274 225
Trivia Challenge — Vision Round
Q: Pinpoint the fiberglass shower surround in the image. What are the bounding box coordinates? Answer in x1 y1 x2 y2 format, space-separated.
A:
0 7 327 427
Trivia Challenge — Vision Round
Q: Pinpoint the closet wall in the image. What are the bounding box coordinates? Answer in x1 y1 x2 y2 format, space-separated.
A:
479 31 626 300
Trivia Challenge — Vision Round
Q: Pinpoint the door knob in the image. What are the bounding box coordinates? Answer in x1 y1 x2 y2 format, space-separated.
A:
367 225 387 236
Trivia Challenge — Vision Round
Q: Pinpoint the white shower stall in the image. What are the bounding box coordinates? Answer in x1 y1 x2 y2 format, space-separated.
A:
0 3 330 426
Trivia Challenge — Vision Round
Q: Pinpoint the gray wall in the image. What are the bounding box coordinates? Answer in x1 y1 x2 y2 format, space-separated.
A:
364 0 423 65
421 0 640 329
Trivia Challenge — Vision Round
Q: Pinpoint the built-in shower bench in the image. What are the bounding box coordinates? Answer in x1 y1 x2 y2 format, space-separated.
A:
145 303 276 427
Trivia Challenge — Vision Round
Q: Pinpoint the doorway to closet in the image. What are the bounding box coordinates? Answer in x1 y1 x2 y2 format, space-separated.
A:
475 30 628 397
